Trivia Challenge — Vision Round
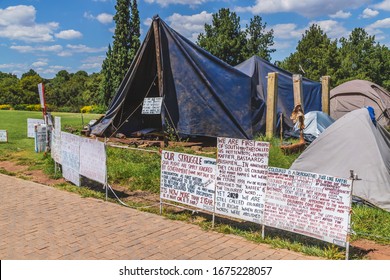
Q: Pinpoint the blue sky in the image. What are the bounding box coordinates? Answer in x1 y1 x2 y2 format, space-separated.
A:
1 0 390 78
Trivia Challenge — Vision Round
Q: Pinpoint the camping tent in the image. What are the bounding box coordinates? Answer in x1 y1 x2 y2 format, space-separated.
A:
291 108 390 211
293 111 335 138
234 55 322 133
330 79 390 126
91 16 254 139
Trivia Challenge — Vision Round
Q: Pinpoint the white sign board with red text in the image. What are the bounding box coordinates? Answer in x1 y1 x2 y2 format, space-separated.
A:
265 167 352 247
215 137 269 224
160 151 216 212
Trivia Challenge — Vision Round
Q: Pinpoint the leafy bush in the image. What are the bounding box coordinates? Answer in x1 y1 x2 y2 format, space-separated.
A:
81 105 107 114
0 104 12 110
25 104 41 111
80 105 93 113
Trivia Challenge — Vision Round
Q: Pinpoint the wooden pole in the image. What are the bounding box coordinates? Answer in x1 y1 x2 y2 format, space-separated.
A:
266 72 278 139
293 74 304 112
153 18 163 98
321 76 331 115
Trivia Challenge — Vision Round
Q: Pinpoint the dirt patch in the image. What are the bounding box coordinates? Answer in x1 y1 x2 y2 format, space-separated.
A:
351 239 390 260
0 161 28 173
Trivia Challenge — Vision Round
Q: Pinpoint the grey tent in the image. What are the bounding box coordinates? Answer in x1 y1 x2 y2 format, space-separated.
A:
91 17 254 139
291 108 390 211
234 55 322 133
330 80 390 126
293 111 335 138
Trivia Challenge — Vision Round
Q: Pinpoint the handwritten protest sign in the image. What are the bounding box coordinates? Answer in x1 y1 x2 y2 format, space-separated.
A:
142 97 163 114
79 138 106 184
265 167 352 246
160 151 216 212
27 118 45 138
51 117 61 163
215 137 269 224
60 132 80 186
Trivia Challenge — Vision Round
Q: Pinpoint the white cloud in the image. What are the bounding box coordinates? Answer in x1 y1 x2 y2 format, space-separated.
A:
0 5 59 42
96 13 113 24
10 45 63 53
271 23 304 40
374 0 390 11
31 59 48 68
144 0 206 7
361 8 379 18
309 20 349 39
0 63 27 69
84 11 113 24
235 0 369 17
366 17 390 37
55 29 83 40
329 10 352 19
66 44 106 53
167 11 212 41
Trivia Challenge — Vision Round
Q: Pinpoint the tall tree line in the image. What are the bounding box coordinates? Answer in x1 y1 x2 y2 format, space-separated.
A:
100 0 140 107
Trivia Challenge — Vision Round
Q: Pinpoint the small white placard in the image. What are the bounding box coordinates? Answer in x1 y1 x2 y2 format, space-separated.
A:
79 138 106 184
0 130 8 142
142 97 163 115
27 118 45 138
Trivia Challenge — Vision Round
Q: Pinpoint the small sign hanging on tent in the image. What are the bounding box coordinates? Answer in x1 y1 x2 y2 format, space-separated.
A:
142 97 163 114
0 130 8 142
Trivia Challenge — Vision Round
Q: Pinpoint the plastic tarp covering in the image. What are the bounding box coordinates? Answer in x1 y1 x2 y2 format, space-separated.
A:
234 56 322 134
330 79 390 126
293 111 335 138
91 18 253 139
291 108 390 211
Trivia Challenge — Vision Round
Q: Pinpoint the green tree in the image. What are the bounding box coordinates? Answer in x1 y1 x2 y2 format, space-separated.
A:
19 73 43 104
280 24 340 82
129 0 141 60
244 15 275 61
0 72 20 105
100 44 114 107
197 8 246 65
112 0 132 92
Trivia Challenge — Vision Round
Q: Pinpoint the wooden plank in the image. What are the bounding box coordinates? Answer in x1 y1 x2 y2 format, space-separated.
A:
266 72 278 138
322 76 331 115
153 19 163 97
293 74 304 112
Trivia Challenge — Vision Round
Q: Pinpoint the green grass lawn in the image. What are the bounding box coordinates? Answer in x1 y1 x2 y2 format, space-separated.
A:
1 109 389 259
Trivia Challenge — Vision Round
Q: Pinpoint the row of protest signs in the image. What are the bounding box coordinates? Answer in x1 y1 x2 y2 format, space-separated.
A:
160 137 353 247
50 117 106 187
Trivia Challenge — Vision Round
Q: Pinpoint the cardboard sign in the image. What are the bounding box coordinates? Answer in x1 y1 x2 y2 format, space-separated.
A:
79 138 106 184
215 137 269 224
142 97 163 114
27 118 45 138
265 167 352 247
160 151 216 212
60 132 80 186
51 117 61 163
0 130 8 142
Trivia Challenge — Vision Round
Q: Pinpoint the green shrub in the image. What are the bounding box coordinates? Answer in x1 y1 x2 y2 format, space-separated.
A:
0 104 12 110
80 105 107 114
25 104 41 111
80 105 93 113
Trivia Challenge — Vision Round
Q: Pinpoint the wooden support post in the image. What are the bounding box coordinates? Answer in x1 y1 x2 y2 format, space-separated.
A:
293 74 304 112
321 76 331 115
153 19 163 97
266 72 278 139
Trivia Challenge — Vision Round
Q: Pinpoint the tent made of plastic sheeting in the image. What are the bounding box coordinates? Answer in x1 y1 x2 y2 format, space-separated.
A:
293 111 335 138
291 108 390 211
330 79 390 126
90 16 254 140
234 55 322 133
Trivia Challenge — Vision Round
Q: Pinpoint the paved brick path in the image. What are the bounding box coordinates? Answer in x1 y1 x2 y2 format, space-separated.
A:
0 174 320 260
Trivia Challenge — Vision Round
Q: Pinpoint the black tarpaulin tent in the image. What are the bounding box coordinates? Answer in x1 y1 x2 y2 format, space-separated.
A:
234 55 322 133
91 16 254 139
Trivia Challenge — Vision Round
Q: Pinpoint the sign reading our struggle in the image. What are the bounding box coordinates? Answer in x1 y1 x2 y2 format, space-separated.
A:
79 138 106 185
160 151 216 212
61 131 80 186
265 167 352 247
142 97 163 115
0 130 7 142
215 137 269 224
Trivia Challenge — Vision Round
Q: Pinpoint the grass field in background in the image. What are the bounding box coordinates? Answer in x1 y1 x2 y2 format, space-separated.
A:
1 109 390 259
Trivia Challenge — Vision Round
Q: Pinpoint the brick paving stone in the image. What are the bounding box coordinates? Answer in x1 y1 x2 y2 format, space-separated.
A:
0 174 322 260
